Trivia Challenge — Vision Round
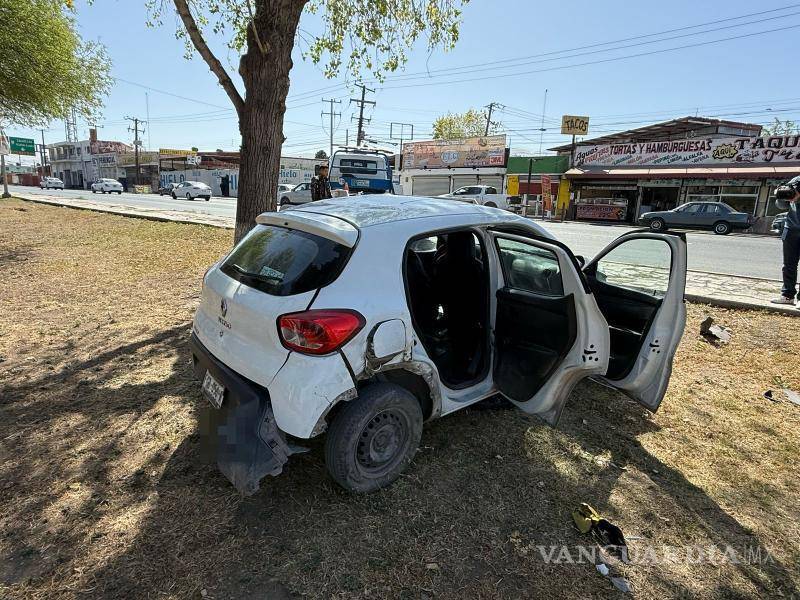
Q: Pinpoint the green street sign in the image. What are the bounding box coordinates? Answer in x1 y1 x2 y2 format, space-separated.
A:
9 137 36 155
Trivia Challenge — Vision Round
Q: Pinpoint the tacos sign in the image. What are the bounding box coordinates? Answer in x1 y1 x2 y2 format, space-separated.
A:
575 135 800 167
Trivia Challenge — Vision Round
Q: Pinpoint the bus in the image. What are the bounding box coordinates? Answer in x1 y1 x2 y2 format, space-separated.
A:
329 148 393 194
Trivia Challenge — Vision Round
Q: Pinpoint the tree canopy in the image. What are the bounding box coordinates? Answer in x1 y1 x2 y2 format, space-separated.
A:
0 0 111 126
432 108 498 139
315 149 328 159
762 118 799 136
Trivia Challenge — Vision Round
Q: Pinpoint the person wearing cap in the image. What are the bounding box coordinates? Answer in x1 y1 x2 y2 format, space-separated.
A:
310 165 332 202
771 175 800 306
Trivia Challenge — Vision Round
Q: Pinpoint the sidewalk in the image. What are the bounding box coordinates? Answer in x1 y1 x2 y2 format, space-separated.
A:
13 192 796 316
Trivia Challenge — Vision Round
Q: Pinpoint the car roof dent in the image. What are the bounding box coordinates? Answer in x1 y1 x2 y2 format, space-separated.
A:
256 211 359 248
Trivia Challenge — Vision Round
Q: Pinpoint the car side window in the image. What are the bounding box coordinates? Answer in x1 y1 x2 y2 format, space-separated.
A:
496 237 563 296
684 203 703 214
453 187 468 195
593 238 671 298
485 187 497 194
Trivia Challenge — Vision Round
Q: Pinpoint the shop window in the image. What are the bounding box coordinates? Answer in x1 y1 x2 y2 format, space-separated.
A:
721 196 757 214
686 185 719 195
720 185 758 195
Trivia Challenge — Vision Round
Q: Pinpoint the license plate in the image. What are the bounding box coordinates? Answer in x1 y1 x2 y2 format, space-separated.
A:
202 371 225 409
355 179 370 187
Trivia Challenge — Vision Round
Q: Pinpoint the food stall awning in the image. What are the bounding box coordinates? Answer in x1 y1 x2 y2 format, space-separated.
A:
565 165 800 179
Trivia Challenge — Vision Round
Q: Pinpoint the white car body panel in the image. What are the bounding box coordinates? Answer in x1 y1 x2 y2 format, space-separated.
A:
174 181 212 200
440 185 513 211
193 267 315 391
280 182 312 205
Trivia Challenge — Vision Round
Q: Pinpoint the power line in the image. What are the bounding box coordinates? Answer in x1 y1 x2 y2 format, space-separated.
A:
381 23 800 90
364 4 800 84
125 116 146 185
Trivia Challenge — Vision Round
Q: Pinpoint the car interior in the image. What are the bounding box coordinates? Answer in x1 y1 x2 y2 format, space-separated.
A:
492 236 577 402
404 231 490 388
582 240 672 380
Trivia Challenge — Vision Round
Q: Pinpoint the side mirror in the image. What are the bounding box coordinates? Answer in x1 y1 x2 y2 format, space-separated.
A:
575 255 586 268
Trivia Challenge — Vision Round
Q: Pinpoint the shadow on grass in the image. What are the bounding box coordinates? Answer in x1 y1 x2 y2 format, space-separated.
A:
2 331 797 599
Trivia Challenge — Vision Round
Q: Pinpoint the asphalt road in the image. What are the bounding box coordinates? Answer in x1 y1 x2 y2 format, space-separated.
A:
10 186 783 281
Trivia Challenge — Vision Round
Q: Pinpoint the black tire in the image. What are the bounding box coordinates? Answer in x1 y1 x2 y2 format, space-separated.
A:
186 192 192 201
649 217 666 231
171 192 177 199
484 201 497 208
713 221 731 235
280 196 290 206
325 383 423 493
92 189 96 193
117 190 122 194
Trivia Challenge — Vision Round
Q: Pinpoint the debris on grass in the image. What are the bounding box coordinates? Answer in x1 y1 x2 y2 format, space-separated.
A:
611 576 632 593
700 315 732 345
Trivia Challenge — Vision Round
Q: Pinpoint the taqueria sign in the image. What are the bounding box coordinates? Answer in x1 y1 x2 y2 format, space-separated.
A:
575 135 800 167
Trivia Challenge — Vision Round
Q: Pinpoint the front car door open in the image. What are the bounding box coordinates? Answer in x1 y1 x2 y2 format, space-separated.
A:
582 231 687 411
490 233 610 425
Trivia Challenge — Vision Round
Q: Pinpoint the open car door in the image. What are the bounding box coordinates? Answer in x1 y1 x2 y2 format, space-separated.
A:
490 232 610 425
582 230 687 411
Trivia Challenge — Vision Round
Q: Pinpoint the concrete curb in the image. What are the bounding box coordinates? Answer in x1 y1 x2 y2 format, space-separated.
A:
685 294 799 316
13 194 795 317
16 194 235 229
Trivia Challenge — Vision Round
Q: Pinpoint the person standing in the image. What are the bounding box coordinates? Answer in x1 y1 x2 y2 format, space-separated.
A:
220 174 230 197
310 165 332 201
771 175 800 306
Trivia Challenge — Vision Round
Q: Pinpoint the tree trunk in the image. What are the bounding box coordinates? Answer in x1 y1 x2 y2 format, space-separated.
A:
235 0 306 243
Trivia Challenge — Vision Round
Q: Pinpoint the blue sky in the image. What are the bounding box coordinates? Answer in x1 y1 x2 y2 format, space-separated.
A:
10 0 800 159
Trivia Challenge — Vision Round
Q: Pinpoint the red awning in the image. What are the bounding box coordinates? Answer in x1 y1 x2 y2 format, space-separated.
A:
565 165 800 179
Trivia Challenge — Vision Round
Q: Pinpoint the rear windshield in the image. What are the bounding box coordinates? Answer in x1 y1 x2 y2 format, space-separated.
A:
220 225 352 296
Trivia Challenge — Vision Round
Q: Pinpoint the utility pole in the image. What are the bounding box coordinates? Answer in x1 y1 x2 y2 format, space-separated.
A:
484 102 497 136
0 125 9 198
390 122 414 173
538 89 548 154
39 129 48 176
350 84 375 146
125 116 146 187
321 98 341 158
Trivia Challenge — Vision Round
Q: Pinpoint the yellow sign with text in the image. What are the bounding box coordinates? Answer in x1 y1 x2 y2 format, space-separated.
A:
560 115 590 136
506 175 519 196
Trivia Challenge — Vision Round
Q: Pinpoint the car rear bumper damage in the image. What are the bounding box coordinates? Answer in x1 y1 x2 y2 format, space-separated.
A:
189 332 296 495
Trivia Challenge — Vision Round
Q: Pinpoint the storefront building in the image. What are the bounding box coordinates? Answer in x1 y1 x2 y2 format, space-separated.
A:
399 135 509 196
551 117 800 229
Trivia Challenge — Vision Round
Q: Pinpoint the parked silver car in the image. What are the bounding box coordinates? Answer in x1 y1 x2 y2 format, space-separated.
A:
278 181 312 206
639 201 752 235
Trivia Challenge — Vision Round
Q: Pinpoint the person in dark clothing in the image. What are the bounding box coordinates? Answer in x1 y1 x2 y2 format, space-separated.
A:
772 175 800 306
220 174 230 197
310 165 332 201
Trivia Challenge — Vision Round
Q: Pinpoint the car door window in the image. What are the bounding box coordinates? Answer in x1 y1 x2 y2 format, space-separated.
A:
594 238 671 298
485 187 497 194
496 237 563 296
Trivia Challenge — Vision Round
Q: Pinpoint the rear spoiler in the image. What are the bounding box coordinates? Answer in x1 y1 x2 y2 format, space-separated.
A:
256 211 359 248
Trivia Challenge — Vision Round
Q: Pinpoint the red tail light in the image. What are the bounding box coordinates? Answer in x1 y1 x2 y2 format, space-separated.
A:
278 310 365 355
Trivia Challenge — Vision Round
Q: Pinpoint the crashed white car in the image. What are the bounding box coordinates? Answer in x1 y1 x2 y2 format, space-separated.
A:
190 195 686 494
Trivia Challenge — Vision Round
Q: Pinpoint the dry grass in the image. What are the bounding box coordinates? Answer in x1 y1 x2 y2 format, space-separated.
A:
1 197 798 599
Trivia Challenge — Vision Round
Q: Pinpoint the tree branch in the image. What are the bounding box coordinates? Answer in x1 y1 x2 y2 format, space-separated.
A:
172 0 245 115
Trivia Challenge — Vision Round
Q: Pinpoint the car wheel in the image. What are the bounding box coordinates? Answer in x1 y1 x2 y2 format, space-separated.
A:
92 189 96 193
186 192 192 201
649 217 666 231
325 382 423 493
172 193 177 199
484 201 497 208
713 221 731 235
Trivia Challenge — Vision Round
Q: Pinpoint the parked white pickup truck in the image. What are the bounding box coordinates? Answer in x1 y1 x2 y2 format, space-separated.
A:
439 185 521 211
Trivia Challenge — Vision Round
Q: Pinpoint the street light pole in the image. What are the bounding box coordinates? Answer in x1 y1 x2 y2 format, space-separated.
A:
1 154 9 198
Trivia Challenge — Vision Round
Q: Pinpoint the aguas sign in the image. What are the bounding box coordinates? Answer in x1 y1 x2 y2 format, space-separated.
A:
575 134 800 167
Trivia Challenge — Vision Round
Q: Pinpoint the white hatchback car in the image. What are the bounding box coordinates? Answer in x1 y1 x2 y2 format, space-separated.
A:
173 180 212 201
91 178 123 194
40 177 64 190
191 196 686 495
